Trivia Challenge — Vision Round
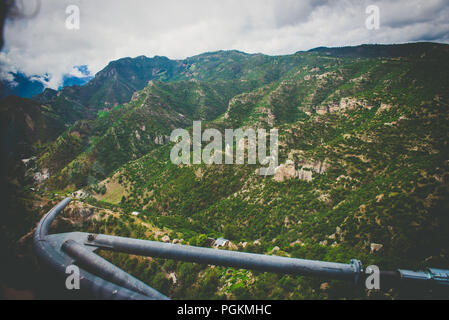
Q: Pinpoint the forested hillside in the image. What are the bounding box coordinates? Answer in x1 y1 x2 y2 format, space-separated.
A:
1 42 448 299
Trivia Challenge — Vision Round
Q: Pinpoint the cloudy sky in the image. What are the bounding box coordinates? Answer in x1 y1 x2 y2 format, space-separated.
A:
1 0 449 89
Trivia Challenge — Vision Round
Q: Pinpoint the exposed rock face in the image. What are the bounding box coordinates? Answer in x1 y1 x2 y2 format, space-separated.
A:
316 97 373 115
34 168 50 184
376 103 392 115
290 240 304 247
274 160 296 182
370 243 384 254
195 168 204 180
270 246 280 253
131 91 141 102
72 189 89 199
298 160 330 174
320 283 330 291
239 242 248 248
21 157 36 167
338 97 373 111
169 272 177 284
274 159 329 182
63 202 96 224
25 113 34 131
296 169 313 182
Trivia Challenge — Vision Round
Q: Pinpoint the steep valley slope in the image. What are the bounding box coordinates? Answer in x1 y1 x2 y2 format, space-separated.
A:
1 43 449 299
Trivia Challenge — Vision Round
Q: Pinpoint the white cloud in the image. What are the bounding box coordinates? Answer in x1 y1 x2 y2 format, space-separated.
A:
2 0 448 89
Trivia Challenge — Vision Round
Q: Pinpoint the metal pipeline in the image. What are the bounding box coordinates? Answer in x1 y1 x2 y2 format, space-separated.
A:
34 198 159 300
62 239 169 300
34 197 449 299
35 197 72 240
87 234 363 282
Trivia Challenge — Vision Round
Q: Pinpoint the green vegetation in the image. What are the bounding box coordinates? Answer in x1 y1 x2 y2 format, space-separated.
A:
2 43 449 299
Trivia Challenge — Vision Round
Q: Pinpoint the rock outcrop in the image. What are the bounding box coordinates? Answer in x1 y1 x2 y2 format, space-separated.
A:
316 97 373 115
274 159 330 182
370 243 384 254
63 202 96 224
34 168 50 184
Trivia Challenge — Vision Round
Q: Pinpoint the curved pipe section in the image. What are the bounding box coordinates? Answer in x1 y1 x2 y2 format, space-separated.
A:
62 239 168 299
34 198 158 300
35 197 72 240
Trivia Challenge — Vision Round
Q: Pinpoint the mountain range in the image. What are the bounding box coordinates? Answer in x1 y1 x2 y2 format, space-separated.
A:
0 66 93 99
1 42 449 299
